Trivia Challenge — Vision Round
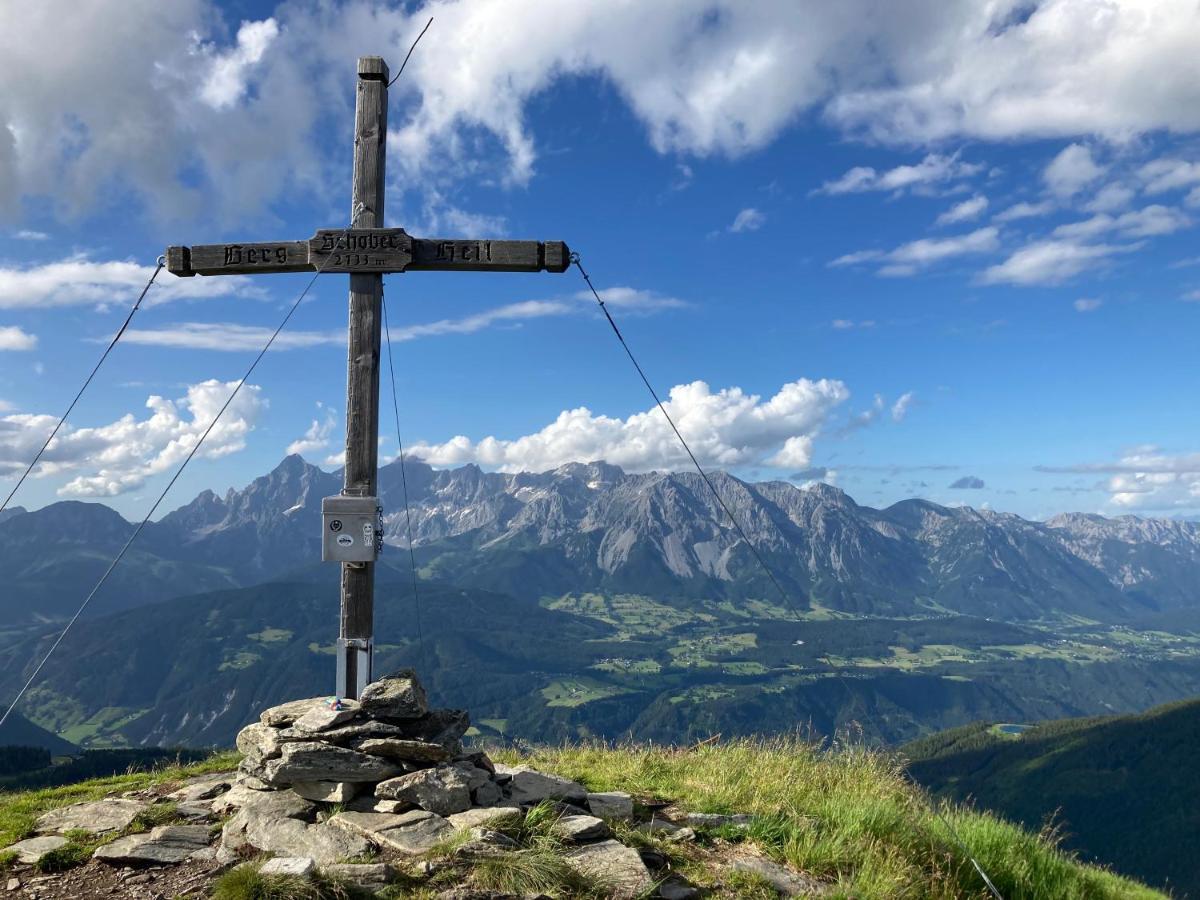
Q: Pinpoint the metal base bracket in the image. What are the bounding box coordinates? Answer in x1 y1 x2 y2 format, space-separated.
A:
335 637 373 699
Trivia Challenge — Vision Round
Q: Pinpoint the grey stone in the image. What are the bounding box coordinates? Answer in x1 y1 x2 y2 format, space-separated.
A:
35 799 147 835
264 741 402 785
664 826 696 844
659 876 701 899
471 781 504 807
454 751 495 775
212 784 314 820
260 697 329 727
332 809 453 856
358 670 428 720
224 814 370 867
329 810 422 839
168 775 232 802
552 814 611 843
638 817 684 835
346 796 411 814
375 765 472 816
446 807 522 830
6 877 19 891
358 738 450 764
565 839 654 899
451 763 492 792
501 767 587 805
173 802 213 820
454 827 518 857
236 722 285 763
291 781 359 803
322 862 395 887
731 858 827 897
402 708 470 748
2 836 67 865
259 856 316 877
373 811 453 855
93 825 212 866
319 720 407 746
292 702 361 734
587 792 634 820
686 812 754 829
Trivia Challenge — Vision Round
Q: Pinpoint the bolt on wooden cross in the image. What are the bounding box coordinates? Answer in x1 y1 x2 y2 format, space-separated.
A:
165 56 569 700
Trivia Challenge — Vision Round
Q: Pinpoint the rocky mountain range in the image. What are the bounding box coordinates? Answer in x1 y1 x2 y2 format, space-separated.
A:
3 454 1199 627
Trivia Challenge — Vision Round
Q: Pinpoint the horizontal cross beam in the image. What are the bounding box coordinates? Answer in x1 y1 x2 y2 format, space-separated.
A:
166 229 570 276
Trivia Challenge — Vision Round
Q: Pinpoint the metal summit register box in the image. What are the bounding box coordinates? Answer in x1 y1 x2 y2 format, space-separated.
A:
321 495 383 563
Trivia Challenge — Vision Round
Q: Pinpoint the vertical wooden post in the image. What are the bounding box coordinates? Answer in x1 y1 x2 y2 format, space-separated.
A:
339 55 389 699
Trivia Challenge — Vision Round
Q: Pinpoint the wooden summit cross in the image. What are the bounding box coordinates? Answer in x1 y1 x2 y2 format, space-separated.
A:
166 56 570 700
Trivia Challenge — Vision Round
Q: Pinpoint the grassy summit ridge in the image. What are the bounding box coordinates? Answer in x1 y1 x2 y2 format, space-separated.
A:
3 739 1157 898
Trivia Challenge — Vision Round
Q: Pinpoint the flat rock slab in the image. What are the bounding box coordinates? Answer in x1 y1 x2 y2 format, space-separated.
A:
375 765 471 816
292 702 361 734
500 766 587 805
346 796 411 814
237 816 371 866
359 670 428 720
552 814 611 843
212 784 314 819
447 807 522 830
587 792 634 820
94 825 212 866
323 862 395 887
260 697 329 727
264 741 402 785
259 856 316 877
292 781 359 803
333 809 451 855
731 857 827 897
36 799 147 835
3 836 67 865
359 738 450 764
168 775 232 802
565 839 653 899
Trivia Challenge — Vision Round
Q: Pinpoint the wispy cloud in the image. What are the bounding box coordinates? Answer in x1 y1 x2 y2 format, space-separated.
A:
1073 298 1103 313
935 195 987 226
831 227 1000 277
816 153 983 196
729 208 766 233
981 239 1142 287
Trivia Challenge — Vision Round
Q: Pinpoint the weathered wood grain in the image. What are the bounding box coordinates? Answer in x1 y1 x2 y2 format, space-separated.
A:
408 239 570 272
340 56 389 699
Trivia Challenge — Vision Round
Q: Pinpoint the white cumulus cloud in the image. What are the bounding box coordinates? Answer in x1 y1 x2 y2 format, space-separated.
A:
0 380 265 496
0 257 258 310
0 326 36 350
287 404 338 456
408 378 850 473
1043 144 1106 198
6 1 1200 226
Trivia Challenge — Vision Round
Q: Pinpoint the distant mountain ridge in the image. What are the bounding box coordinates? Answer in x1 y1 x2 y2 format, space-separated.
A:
3 454 1200 626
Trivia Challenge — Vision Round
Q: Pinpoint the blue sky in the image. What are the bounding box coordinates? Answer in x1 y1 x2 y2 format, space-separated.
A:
2 0 1200 520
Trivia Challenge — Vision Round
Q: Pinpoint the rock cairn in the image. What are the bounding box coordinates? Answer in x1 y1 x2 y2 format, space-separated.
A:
219 669 658 897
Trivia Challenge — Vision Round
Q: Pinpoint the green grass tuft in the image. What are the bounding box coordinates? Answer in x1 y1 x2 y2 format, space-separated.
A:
471 847 602 898
210 861 367 900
